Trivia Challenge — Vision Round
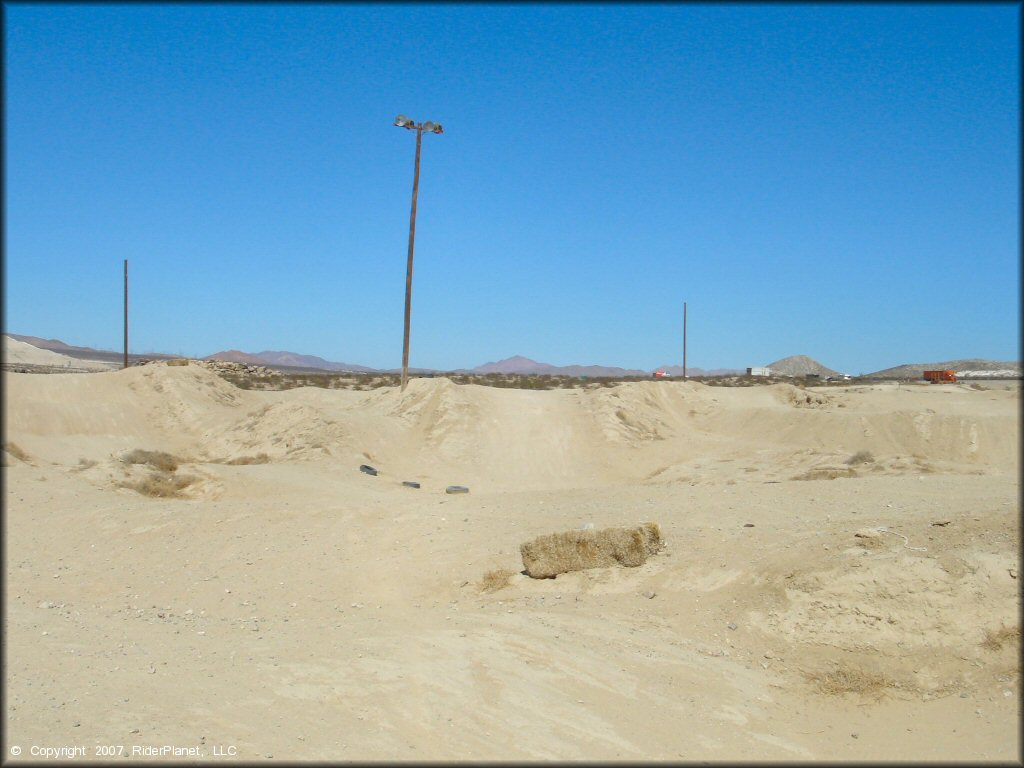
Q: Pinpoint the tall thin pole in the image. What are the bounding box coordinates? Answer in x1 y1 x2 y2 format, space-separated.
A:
682 302 687 381
123 259 129 370
401 125 424 392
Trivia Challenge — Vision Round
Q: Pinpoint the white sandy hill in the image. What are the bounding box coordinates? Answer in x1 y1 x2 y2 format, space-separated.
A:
3 335 116 370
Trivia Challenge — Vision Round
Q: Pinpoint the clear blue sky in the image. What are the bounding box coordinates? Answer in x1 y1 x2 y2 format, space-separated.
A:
4 3 1019 374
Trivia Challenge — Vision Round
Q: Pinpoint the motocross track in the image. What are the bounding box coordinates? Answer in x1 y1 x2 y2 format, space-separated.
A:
4 362 1020 761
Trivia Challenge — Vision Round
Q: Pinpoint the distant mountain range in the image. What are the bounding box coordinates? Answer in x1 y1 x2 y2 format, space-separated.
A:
5 333 179 364
5 334 1020 379
205 349 376 372
461 355 649 378
654 365 744 377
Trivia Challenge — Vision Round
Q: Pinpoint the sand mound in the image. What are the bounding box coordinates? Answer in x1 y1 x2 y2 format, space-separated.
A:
3 368 1017 491
376 377 482 455
200 401 351 462
759 552 1018 654
770 383 834 409
586 383 690 443
2 363 348 468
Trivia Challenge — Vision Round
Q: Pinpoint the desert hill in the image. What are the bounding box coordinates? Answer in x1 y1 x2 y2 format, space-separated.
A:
5 333 178 364
765 355 842 377
865 359 1022 379
6 333 87 353
3 335 116 371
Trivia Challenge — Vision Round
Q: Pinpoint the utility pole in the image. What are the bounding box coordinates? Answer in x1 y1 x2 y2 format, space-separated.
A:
394 114 444 391
123 259 128 370
683 302 687 381
402 126 423 393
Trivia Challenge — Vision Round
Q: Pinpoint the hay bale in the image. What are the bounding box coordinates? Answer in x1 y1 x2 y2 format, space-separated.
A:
520 522 662 579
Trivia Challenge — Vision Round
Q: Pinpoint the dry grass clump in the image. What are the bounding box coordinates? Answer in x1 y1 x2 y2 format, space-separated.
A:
3 441 33 464
521 522 663 579
846 450 875 465
224 453 270 465
479 568 518 593
806 664 896 699
980 625 1021 652
122 449 182 473
121 471 198 498
792 467 857 481
119 448 198 498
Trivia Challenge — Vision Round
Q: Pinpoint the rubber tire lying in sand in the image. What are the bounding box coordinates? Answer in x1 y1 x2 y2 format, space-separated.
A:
520 522 663 579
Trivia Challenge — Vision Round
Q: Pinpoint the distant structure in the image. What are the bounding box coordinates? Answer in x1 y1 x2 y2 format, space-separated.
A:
747 366 772 377
923 369 957 383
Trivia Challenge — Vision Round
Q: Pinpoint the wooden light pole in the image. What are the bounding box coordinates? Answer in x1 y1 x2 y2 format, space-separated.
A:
123 259 129 369
394 114 443 391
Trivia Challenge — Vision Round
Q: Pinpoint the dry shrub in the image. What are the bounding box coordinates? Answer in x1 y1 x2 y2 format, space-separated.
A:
521 522 663 579
806 664 896 698
166 359 190 367
846 450 875 465
792 467 857 481
122 471 197 498
980 626 1021 652
225 453 270 465
3 441 32 463
122 449 182 473
479 568 517 593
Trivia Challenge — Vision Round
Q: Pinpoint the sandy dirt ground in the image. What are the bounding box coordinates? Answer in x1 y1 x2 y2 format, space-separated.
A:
3 361 1020 762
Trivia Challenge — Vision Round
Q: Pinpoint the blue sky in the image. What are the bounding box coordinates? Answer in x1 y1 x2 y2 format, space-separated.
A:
4 3 1019 374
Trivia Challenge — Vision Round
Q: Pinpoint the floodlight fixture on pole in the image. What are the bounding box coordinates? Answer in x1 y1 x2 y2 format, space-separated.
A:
394 114 444 392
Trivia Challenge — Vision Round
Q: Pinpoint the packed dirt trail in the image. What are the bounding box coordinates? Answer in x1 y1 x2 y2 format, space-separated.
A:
4 362 1019 761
